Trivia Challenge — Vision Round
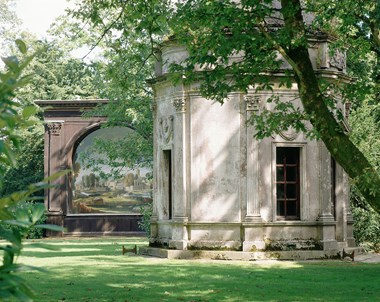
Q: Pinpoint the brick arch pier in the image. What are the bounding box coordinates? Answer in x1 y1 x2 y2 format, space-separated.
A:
35 100 144 236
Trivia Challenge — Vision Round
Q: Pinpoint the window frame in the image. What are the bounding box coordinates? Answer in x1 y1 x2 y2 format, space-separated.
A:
273 143 305 221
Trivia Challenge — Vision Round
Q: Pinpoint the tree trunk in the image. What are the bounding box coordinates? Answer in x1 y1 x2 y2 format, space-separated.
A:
280 0 380 213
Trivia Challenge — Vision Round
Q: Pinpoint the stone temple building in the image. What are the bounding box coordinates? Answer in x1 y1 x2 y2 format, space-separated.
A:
146 35 356 259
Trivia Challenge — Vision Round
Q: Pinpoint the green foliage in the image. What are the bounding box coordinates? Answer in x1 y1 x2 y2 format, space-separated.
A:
0 183 62 302
3 201 47 239
70 0 380 241
16 40 100 103
138 202 153 237
349 102 380 250
0 42 40 301
0 128 44 196
59 2 158 174
0 40 35 174
0 42 64 301
351 203 380 253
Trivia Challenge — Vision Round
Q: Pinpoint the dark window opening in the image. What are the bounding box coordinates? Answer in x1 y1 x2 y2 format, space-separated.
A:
276 147 300 220
331 157 336 219
164 150 172 219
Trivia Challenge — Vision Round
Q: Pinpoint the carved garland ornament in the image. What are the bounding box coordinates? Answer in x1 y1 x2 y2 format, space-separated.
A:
279 127 299 141
46 122 62 136
158 115 174 145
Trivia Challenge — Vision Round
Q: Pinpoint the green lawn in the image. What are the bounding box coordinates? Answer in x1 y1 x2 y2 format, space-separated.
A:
12 238 380 302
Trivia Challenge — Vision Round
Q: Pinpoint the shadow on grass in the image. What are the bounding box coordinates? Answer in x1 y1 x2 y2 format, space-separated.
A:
22 237 146 258
17 238 380 302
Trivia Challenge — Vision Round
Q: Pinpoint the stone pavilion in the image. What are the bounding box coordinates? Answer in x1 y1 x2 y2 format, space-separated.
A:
146 35 356 259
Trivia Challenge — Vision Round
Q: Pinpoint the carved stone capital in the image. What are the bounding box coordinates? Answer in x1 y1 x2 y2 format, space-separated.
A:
329 50 346 71
244 95 261 111
46 122 63 136
173 97 186 112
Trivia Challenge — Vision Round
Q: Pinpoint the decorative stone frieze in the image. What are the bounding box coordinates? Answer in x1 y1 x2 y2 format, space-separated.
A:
158 115 174 146
173 97 186 112
46 122 63 136
245 95 261 111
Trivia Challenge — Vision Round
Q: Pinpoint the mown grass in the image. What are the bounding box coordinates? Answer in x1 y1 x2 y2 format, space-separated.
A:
11 237 380 302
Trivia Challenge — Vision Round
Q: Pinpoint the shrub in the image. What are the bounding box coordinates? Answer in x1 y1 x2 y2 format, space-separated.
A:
138 202 153 237
5 201 47 239
352 205 380 252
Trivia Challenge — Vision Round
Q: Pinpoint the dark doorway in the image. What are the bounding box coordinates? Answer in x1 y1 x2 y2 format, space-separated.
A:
163 150 172 219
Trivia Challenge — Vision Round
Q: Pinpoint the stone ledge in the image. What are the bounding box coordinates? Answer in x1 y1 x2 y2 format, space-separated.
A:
63 231 145 237
139 247 353 261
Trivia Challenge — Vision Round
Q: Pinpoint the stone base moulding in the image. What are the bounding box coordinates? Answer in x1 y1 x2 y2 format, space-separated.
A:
139 247 362 261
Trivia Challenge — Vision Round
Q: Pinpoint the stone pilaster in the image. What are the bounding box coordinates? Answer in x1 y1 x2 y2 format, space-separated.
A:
151 100 159 225
318 141 337 250
243 95 264 251
169 96 189 249
318 142 334 222
245 95 262 222
45 121 64 213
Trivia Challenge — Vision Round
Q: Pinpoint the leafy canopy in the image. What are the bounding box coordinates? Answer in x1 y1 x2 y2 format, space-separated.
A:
70 0 380 212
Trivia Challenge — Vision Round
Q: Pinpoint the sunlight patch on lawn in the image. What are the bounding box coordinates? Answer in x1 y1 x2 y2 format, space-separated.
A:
105 283 129 288
23 247 102 253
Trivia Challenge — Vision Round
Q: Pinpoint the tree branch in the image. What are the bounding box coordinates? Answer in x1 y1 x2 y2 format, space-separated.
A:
82 2 127 59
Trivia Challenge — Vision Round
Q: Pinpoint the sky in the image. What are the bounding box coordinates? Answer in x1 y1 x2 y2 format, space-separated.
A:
13 0 99 59
15 0 72 38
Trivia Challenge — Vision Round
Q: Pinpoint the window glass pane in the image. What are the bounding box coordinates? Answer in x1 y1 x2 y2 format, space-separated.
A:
286 184 297 199
277 166 284 181
285 148 299 164
276 147 299 164
277 200 285 216
286 201 297 216
286 166 297 181
276 148 286 163
277 184 285 199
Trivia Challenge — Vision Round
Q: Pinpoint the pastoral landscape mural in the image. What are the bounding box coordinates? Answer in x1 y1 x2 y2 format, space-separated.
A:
71 127 152 214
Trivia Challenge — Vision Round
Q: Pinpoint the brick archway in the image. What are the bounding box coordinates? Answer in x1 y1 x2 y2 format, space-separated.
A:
35 100 144 236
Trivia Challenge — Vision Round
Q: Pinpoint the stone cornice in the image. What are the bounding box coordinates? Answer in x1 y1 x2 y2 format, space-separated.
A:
148 69 352 86
34 99 109 110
